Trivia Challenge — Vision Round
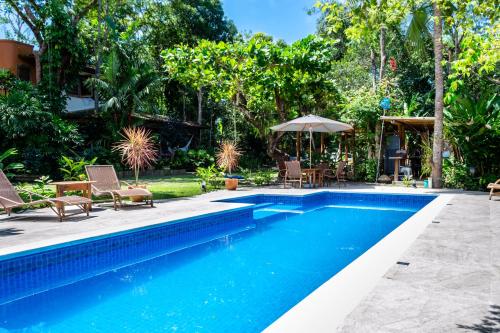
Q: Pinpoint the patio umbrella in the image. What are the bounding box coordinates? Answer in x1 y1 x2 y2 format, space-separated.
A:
270 114 353 167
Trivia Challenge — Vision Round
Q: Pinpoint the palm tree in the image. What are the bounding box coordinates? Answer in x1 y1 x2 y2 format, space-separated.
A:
406 1 445 188
431 2 444 188
86 47 161 129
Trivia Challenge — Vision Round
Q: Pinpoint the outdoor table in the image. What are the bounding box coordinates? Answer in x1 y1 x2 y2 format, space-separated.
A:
51 181 95 212
388 156 403 181
303 168 321 188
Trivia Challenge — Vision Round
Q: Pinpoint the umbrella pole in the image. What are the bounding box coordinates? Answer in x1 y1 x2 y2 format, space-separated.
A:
309 127 312 168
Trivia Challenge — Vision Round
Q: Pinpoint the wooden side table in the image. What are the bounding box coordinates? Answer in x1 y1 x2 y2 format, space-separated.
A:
51 181 95 213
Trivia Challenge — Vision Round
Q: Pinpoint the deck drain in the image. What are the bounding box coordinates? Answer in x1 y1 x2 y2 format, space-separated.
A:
432 220 441 224
396 261 410 266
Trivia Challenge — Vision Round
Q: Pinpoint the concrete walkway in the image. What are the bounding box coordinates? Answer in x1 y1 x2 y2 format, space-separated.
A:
340 193 500 333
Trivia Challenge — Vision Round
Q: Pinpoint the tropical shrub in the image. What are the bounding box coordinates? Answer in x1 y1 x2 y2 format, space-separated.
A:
59 156 97 181
113 127 158 185
0 79 81 175
442 158 477 190
195 165 223 189
0 148 24 177
32 176 54 197
216 141 242 175
252 170 274 186
444 92 500 177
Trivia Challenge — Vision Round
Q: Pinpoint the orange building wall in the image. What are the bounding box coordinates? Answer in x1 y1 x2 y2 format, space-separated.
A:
0 39 36 84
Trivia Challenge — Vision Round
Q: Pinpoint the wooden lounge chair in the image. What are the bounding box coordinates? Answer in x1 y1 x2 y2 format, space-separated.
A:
284 161 307 188
0 170 91 221
85 165 153 210
487 179 500 200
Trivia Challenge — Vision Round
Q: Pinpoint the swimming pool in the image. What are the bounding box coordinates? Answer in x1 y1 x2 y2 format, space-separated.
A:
0 192 436 332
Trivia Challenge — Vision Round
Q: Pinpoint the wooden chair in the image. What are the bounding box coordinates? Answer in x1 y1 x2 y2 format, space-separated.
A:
487 179 500 200
316 162 336 187
284 161 307 188
0 170 90 221
276 157 288 181
335 160 348 187
85 165 153 210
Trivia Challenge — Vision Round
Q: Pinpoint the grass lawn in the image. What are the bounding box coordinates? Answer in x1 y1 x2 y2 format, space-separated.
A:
22 174 203 202
123 174 202 200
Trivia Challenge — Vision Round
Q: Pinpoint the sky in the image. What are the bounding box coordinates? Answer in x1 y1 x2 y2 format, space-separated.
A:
222 0 319 44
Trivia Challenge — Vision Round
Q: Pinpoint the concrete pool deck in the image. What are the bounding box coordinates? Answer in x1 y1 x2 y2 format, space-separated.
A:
0 185 498 332
340 191 500 333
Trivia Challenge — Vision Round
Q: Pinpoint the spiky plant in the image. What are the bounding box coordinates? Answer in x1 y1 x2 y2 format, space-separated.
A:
216 141 242 175
113 127 158 185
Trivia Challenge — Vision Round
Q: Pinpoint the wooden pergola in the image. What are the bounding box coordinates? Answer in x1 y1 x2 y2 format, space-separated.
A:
379 116 435 180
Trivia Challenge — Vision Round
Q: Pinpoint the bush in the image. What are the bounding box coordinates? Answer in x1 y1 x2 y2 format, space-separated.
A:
443 158 477 190
169 149 215 171
0 79 81 175
354 158 377 182
252 170 275 186
59 155 97 181
195 165 223 189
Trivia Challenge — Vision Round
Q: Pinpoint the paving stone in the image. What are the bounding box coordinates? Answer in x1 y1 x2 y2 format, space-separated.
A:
341 192 499 333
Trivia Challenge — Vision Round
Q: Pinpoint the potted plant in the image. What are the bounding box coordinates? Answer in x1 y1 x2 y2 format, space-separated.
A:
216 141 242 190
113 127 158 201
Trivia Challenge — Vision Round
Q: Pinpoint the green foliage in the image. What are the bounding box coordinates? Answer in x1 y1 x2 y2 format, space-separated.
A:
420 136 433 179
402 176 412 187
444 92 500 176
168 149 215 171
0 148 24 177
443 158 477 190
252 170 275 186
0 79 81 175
187 149 215 168
86 46 161 130
32 175 53 197
59 156 97 181
195 165 223 189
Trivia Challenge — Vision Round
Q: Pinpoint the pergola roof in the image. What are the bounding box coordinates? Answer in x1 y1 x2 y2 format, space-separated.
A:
380 116 435 129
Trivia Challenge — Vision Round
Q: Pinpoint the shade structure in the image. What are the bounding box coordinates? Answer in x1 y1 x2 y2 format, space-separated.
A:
270 114 353 133
270 114 353 167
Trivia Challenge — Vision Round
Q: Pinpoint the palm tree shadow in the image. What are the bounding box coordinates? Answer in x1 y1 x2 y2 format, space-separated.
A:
457 305 500 332
0 228 24 236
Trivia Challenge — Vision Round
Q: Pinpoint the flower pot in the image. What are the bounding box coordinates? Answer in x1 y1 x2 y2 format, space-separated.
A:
128 185 147 202
225 178 238 190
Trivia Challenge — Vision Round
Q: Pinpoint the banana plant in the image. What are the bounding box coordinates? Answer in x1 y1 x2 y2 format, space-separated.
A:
444 93 499 174
0 148 24 177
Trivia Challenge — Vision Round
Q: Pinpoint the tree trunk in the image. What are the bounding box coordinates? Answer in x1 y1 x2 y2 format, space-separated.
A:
197 87 203 125
370 47 377 91
431 2 444 188
379 26 387 82
34 50 42 83
94 0 102 113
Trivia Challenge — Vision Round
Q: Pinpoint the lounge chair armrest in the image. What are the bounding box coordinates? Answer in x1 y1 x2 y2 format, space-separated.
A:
0 195 21 206
18 189 50 200
120 180 133 187
495 179 500 184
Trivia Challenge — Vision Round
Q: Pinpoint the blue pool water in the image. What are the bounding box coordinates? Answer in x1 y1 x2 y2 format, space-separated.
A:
0 192 435 332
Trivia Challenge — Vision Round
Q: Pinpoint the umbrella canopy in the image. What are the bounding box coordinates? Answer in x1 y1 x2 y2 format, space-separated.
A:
270 114 353 133
270 115 353 168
